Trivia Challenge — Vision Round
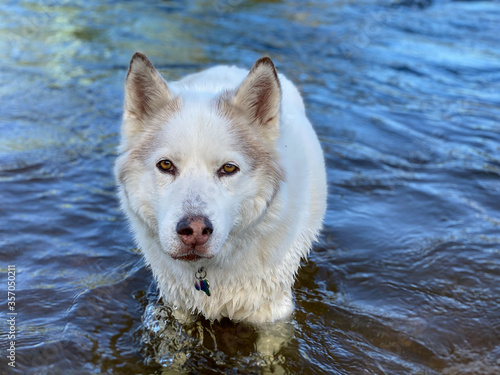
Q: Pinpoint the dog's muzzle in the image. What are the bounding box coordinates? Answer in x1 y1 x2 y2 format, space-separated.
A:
172 216 214 261
176 216 213 246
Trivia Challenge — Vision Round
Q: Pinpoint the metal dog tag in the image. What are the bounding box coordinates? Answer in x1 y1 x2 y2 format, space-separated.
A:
195 267 211 296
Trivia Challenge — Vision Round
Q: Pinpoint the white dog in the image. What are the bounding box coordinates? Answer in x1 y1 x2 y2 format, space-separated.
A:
115 52 327 325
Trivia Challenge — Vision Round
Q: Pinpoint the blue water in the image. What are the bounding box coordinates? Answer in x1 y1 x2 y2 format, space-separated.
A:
1 1 499 374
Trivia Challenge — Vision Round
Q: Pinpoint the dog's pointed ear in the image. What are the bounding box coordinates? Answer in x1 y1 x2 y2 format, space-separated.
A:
123 52 173 136
231 57 281 137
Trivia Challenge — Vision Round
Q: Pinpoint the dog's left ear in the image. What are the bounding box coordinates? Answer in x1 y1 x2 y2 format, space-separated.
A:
122 52 174 141
231 57 281 139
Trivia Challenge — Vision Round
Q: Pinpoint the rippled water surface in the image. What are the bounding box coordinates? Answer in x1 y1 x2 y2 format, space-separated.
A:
1 1 500 374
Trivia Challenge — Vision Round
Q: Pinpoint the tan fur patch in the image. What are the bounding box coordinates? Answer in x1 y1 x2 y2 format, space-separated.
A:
120 95 182 153
217 94 285 206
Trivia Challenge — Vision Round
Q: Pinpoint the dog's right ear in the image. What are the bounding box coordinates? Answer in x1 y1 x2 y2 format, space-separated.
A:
229 57 281 142
123 52 173 139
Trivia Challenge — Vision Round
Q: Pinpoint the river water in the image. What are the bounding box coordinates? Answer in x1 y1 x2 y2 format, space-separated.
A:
1 0 499 374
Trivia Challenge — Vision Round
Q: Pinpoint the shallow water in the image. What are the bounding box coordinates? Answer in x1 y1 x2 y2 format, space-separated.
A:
1 0 500 374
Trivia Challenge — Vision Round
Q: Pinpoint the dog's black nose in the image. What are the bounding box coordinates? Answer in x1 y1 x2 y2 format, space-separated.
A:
176 216 213 246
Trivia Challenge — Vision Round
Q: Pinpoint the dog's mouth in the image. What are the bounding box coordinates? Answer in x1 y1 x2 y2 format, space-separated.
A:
171 249 214 262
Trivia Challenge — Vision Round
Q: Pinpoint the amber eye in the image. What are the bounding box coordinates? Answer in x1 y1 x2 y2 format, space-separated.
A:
220 163 239 175
157 159 174 173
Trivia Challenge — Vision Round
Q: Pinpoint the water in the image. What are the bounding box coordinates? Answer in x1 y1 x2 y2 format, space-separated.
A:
1 0 499 374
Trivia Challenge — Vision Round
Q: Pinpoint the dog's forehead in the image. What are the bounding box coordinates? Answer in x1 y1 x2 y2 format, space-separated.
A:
153 98 241 158
175 106 230 141
135 90 269 171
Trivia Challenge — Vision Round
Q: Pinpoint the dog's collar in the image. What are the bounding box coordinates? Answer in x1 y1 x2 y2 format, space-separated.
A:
194 267 210 296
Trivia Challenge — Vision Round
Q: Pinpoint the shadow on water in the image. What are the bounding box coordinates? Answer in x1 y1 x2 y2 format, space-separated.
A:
1 0 500 374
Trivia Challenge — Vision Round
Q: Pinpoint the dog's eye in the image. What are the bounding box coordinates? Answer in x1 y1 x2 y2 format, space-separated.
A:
157 159 175 173
220 163 239 176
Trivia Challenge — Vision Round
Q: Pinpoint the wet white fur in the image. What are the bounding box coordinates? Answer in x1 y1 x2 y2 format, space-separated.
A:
115 56 327 324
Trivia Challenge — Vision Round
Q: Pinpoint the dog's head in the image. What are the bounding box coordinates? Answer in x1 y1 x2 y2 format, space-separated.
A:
115 53 284 264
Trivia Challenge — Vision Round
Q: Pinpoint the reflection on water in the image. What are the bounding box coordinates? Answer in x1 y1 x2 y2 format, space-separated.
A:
1 0 499 374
